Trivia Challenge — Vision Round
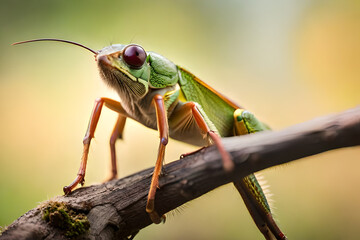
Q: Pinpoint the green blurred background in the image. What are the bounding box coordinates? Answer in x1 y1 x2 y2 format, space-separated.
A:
1 0 359 239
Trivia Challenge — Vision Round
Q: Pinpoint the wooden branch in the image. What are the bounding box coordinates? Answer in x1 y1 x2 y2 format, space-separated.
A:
1 107 359 240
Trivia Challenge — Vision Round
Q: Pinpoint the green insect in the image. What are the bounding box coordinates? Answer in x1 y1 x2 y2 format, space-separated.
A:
13 39 286 240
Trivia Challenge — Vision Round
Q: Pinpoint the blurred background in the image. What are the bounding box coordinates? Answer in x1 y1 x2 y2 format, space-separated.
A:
0 0 359 239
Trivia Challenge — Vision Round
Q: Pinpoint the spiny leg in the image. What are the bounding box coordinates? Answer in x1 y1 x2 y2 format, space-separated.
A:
146 94 169 224
63 98 128 194
107 114 127 180
233 109 286 240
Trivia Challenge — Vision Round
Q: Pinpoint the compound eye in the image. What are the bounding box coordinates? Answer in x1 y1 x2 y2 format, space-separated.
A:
122 44 147 69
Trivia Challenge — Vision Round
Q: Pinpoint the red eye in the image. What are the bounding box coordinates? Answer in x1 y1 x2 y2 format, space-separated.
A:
122 44 147 69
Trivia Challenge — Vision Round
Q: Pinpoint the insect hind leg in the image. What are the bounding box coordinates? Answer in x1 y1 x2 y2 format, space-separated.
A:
233 109 287 240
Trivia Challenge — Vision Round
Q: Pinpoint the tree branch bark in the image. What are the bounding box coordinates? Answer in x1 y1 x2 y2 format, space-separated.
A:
1 107 360 240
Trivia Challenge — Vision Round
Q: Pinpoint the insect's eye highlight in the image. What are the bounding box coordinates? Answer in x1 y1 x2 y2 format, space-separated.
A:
122 44 147 69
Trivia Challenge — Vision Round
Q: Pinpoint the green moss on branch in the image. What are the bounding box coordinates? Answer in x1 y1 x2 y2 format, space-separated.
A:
42 201 90 238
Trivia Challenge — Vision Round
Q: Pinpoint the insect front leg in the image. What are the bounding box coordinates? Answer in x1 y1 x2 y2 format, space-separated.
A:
63 98 128 195
109 115 127 180
146 94 169 224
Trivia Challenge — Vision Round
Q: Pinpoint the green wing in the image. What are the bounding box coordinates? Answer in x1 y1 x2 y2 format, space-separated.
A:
177 67 240 137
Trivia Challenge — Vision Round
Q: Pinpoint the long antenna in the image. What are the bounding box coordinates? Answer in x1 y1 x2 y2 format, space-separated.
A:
12 38 98 54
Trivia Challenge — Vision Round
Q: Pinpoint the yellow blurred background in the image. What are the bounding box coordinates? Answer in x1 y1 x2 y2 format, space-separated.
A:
0 0 359 239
